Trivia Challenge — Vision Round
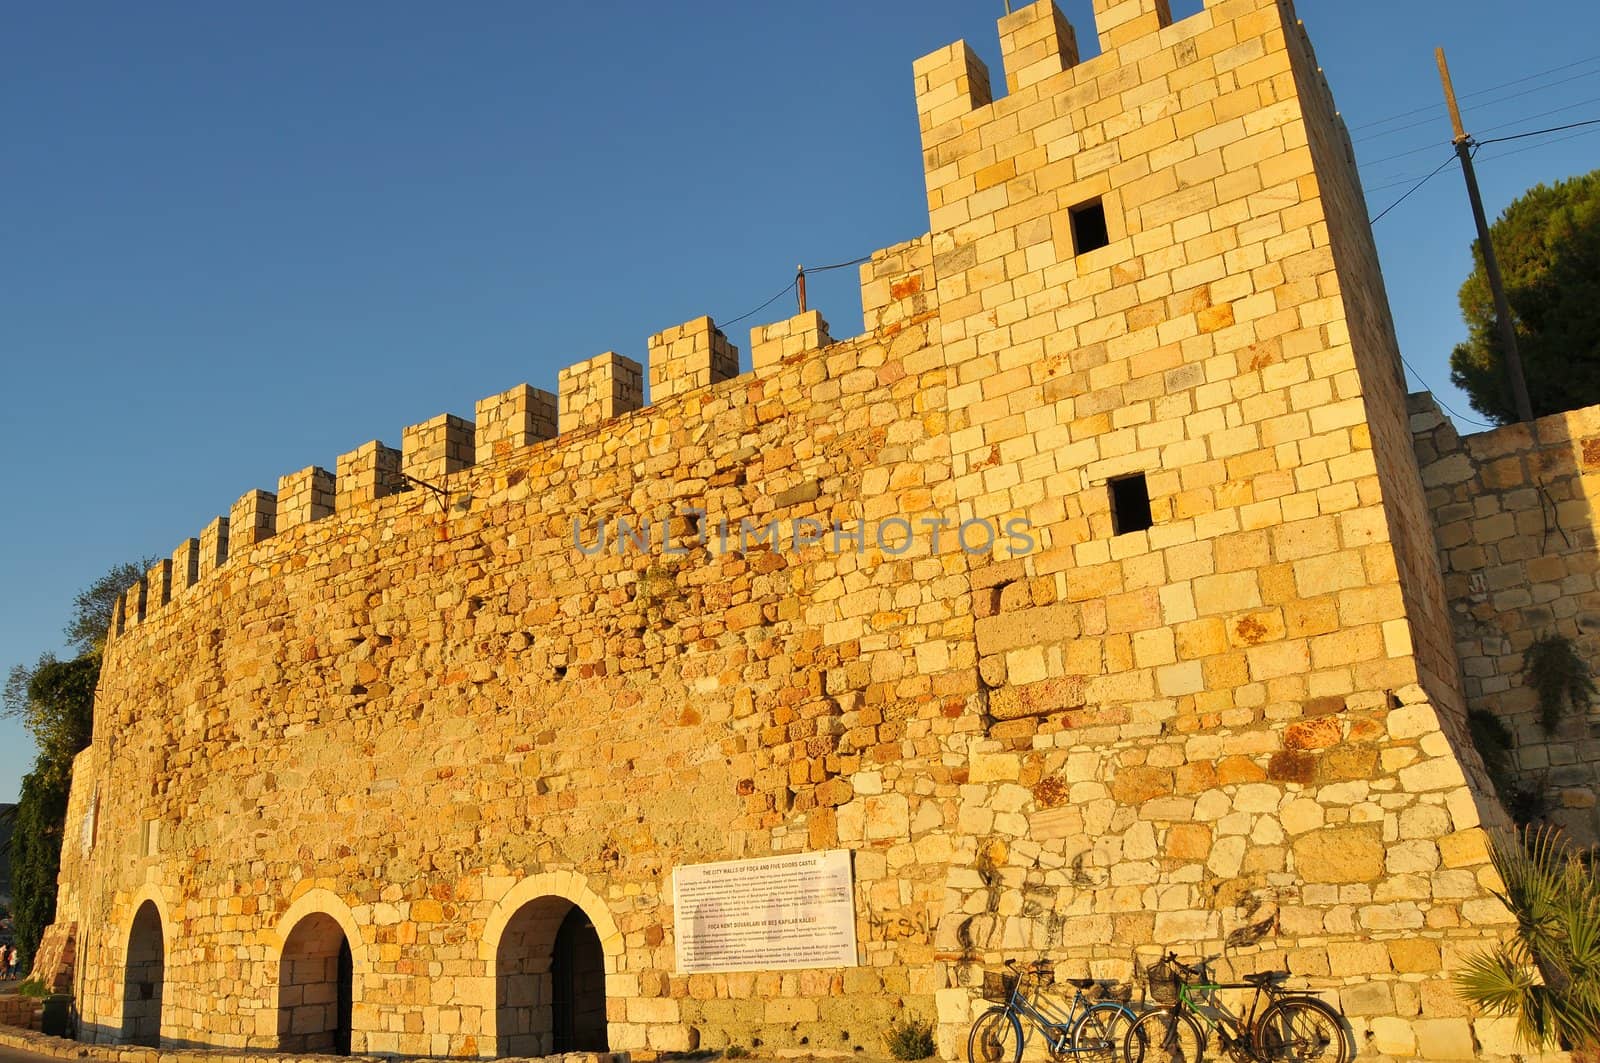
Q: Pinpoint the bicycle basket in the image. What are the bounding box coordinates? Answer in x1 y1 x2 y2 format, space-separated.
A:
981 970 1018 1003
1144 960 1181 1005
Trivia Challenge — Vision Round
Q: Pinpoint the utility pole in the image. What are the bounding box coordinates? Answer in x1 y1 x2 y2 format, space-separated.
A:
1436 47 1534 423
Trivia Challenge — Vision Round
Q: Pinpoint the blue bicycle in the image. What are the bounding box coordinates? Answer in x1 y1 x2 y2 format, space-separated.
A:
968 958 1138 1063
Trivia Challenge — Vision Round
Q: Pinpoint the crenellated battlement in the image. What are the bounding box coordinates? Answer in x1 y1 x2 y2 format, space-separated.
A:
102 272 916 643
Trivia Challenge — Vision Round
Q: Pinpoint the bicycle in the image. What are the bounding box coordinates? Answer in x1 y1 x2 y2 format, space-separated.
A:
968 958 1138 1063
1124 953 1352 1063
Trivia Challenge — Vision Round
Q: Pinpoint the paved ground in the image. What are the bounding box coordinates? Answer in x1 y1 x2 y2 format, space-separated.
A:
0 1042 57 1063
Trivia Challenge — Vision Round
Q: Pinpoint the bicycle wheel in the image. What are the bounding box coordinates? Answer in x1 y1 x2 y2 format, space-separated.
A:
968 1006 1023 1063
1071 1002 1133 1063
1254 997 1352 1063
1125 1008 1205 1063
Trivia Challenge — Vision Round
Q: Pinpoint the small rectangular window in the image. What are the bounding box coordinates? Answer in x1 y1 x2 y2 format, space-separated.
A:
1070 198 1110 255
1110 473 1153 535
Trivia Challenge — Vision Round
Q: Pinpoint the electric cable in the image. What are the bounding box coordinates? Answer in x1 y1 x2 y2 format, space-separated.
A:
1476 94 1600 137
1348 53 1600 133
714 253 875 331
1476 123 1600 163
1368 153 1457 224
1476 116 1600 146
1399 354 1495 430
716 279 799 330
1353 65 1600 144
802 255 873 273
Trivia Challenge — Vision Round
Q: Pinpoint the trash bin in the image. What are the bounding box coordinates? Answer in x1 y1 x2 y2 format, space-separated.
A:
40 995 72 1038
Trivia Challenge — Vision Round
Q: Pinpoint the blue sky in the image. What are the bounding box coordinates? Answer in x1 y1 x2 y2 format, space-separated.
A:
3 0 1598 802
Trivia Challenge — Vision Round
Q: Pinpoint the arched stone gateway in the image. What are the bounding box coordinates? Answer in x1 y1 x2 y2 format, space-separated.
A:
120 900 164 1047
494 896 608 1056
483 874 621 1058
278 912 355 1054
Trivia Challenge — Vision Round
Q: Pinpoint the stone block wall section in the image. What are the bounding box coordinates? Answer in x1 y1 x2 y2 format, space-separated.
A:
56 2 1569 1063
477 385 558 465
750 312 834 374
1412 392 1600 844
647 317 739 403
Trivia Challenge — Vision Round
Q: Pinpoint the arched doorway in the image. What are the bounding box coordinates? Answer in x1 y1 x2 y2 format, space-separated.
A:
121 900 164 1047
495 897 608 1056
278 912 354 1055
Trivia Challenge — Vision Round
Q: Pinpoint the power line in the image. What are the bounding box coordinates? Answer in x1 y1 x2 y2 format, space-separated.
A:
1352 65 1600 144
1476 93 1600 137
1361 138 1453 170
1477 123 1600 163
1477 115 1600 146
803 255 872 274
1349 52 1600 133
714 255 875 330
1368 153 1457 224
1399 354 1494 430
1365 166 1456 194
717 279 797 330
1360 102 1600 181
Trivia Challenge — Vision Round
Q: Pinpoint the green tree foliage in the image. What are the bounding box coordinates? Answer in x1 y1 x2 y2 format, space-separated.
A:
3 555 149 723
7 656 97 775
3 560 146 969
1455 827 1600 1052
5 656 99 969
66 558 152 655
1449 169 1600 424
10 769 72 971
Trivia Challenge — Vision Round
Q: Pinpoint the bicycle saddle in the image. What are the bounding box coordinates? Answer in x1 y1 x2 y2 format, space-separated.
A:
1067 978 1097 989
1244 971 1290 986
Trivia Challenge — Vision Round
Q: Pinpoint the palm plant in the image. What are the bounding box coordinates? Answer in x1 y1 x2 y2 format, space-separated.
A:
1455 826 1600 1054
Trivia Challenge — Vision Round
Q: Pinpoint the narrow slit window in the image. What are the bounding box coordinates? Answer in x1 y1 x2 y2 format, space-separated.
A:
1069 197 1110 255
1110 473 1153 535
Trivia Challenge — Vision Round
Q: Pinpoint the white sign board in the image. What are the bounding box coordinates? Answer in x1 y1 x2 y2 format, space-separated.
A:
673 850 858 972
80 789 98 857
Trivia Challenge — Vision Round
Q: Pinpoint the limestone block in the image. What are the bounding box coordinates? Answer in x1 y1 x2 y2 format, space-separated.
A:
1413 1017 1476 1060
998 0 1079 94
227 489 276 550
144 558 172 613
912 40 992 136
403 413 474 484
122 575 147 627
648 316 739 403
750 311 832 373
1367 1016 1416 1057
171 537 201 597
276 466 335 531
1292 826 1385 883
558 352 644 434
475 384 557 464
198 516 229 578
1089 0 1171 51
335 440 402 512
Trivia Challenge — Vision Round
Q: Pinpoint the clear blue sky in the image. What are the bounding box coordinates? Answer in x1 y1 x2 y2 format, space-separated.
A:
3 1 1598 802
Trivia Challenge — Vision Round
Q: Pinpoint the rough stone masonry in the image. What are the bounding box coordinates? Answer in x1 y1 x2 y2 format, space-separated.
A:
43 1 1599 1060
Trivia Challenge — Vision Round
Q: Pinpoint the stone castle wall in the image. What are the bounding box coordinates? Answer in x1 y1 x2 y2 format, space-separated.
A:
48 1 1567 1061
1412 393 1600 844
